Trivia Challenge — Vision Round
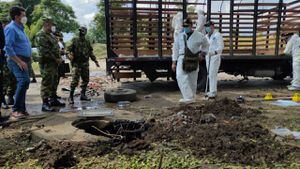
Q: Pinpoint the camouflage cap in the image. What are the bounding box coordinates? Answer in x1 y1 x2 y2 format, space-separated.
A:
42 17 55 24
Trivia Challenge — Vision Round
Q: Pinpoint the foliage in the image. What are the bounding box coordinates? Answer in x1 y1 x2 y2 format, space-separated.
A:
92 43 107 59
30 0 79 43
15 0 41 26
0 1 16 22
88 0 106 43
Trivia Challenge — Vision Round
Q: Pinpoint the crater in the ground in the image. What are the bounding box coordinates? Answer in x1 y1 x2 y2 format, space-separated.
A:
72 118 149 142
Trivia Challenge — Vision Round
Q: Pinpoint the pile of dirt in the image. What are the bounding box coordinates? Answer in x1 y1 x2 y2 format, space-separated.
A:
0 98 299 167
0 120 151 168
144 98 299 166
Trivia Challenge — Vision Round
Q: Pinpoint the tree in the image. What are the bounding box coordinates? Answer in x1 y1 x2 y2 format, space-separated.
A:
15 0 41 26
30 0 79 42
89 1 106 43
91 0 123 43
0 1 20 22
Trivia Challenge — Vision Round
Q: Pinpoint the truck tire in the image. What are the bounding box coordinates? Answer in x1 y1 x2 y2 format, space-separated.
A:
197 65 207 91
104 88 137 103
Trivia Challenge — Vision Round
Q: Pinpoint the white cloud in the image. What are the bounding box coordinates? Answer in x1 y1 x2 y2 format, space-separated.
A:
61 0 99 27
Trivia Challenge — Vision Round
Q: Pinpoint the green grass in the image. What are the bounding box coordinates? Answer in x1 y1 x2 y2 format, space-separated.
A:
31 43 107 73
93 43 107 59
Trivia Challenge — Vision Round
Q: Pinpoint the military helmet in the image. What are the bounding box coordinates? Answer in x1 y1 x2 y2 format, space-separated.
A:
42 16 55 25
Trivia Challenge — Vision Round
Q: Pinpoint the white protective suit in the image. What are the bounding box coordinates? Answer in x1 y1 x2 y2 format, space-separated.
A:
172 31 209 102
171 12 183 40
196 9 206 34
284 34 300 88
205 30 224 97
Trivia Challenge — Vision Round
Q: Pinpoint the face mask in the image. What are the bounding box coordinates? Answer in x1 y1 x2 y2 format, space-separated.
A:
80 31 86 37
21 16 27 24
51 26 56 33
183 27 191 34
205 27 212 34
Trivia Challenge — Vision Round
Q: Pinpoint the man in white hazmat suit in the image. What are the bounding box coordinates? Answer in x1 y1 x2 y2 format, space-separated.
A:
204 21 224 99
196 9 206 34
171 12 183 40
284 33 300 90
172 18 209 103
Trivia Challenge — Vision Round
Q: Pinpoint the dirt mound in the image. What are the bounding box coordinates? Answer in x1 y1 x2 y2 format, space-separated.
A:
145 98 298 166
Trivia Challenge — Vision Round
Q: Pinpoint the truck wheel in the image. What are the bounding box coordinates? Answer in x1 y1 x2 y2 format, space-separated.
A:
104 88 137 103
197 65 207 91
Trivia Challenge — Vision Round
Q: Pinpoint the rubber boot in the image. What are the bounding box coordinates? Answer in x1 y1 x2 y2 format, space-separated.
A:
7 96 14 105
68 90 75 104
50 98 66 107
80 90 91 101
42 99 55 112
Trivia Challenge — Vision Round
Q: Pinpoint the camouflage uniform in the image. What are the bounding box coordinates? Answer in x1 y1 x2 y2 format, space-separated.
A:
36 30 60 101
2 61 17 102
68 36 97 93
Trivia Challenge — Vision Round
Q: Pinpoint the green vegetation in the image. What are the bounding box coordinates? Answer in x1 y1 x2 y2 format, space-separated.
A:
0 0 79 45
93 43 107 59
10 150 300 169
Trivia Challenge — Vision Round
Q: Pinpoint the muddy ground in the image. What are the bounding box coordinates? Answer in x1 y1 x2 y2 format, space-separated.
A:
0 60 300 168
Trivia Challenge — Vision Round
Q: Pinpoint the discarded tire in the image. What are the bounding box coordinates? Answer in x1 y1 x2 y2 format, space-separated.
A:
104 88 137 103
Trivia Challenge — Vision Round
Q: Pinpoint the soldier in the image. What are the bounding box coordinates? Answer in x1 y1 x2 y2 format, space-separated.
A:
68 26 99 104
36 18 65 112
1 18 16 107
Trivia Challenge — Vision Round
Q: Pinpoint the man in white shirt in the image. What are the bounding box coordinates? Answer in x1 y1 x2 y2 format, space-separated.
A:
284 33 300 90
204 21 224 99
172 18 209 103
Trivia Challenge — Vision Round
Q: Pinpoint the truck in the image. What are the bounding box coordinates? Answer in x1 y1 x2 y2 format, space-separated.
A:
105 0 300 89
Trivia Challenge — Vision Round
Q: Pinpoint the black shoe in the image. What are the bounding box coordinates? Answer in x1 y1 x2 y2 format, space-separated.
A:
68 97 74 104
50 99 66 107
80 95 91 101
42 103 55 112
31 79 37 83
7 97 14 105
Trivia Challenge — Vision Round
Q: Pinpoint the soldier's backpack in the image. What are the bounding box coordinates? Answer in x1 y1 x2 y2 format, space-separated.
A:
182 34 200 73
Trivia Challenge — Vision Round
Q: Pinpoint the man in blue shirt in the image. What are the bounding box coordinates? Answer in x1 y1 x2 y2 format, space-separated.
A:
4 6 32 119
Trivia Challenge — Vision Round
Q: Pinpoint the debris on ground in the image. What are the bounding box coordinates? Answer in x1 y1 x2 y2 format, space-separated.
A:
144 98 299 166
0 98 299 168
271 127 300 140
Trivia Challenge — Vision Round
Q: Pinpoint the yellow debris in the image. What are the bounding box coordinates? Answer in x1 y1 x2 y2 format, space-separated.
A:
292 93 300 102
264 93 273 101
